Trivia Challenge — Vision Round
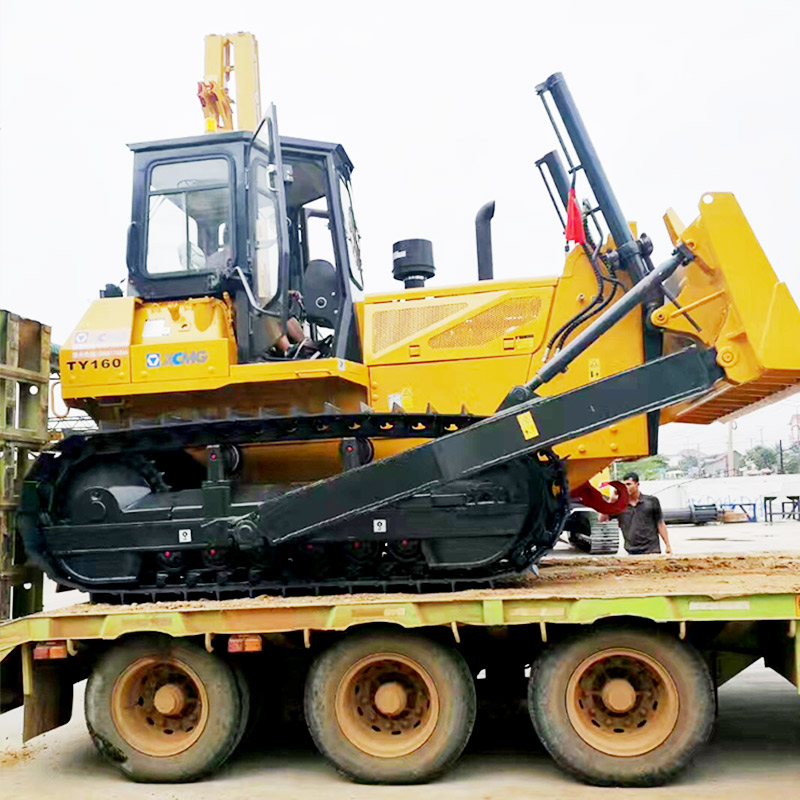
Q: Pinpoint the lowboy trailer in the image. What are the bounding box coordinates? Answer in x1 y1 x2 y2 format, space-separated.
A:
1 553 798 787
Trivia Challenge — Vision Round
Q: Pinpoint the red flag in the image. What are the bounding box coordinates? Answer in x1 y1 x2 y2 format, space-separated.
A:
565 188 586 245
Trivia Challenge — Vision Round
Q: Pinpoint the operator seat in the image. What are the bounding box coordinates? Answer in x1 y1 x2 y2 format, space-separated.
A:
304 259 339 329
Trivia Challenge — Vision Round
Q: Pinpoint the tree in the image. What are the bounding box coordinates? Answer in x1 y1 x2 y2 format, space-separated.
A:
678 454 699 475
781 444 800 474
618 454 670 480
745 445 777 472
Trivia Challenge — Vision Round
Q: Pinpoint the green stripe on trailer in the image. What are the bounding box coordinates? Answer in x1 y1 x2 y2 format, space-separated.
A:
1 592 798 648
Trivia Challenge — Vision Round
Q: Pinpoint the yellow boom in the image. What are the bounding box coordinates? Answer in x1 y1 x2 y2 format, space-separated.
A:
198 32 261 132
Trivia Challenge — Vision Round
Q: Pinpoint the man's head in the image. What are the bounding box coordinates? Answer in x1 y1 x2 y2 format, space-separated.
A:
623 471 640 500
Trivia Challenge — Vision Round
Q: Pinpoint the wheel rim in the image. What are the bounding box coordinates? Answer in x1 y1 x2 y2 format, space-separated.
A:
566 647 679 757
334 652 440 758
111 655 209 757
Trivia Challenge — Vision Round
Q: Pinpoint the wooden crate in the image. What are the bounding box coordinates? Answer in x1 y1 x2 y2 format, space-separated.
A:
0 311 51 620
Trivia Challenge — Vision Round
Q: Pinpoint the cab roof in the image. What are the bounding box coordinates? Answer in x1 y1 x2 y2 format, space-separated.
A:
127 132 354 172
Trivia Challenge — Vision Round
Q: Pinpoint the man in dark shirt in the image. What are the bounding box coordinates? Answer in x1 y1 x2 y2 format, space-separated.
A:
613 472 672 555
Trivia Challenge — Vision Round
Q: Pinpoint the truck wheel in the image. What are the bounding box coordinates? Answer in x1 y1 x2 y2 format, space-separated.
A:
304 630 476 784
85 635 244 782
528 627 714 786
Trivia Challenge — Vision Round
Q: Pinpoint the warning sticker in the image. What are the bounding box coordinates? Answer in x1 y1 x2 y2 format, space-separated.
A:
387 387 414 411
71 329 130 350
516 411 539 441
142 319 171 338
589 358 601 381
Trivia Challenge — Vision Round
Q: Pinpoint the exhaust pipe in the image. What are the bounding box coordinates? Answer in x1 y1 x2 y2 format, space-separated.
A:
475 200 495 281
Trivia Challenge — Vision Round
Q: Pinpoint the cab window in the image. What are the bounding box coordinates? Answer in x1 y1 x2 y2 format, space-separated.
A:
146 158 232 275
254 163 280 305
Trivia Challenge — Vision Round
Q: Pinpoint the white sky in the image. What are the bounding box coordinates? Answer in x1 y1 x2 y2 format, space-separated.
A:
2 0 799 456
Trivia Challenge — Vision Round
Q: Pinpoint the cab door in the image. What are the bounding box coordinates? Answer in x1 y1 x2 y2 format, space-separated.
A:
243 104 292 358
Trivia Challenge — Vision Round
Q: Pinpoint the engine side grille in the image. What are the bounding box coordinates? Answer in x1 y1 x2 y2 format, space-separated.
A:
372 303 468 353
428 297 542 349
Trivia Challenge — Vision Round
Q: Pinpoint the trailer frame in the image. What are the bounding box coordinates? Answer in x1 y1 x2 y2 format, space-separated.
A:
2 558 798 750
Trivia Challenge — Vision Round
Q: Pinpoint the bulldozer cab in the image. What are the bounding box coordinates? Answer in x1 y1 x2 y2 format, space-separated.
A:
125 106 362 364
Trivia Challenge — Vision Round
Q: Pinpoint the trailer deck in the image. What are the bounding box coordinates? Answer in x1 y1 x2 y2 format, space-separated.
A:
2 554 799 659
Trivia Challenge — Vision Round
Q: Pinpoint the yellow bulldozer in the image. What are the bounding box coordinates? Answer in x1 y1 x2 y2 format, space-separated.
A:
19 34 800 600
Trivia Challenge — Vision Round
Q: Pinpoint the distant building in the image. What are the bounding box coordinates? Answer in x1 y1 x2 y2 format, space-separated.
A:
702 451 742 478
671 448 742 478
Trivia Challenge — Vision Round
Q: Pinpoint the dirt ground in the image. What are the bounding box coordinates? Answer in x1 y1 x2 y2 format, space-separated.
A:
2 520 800 797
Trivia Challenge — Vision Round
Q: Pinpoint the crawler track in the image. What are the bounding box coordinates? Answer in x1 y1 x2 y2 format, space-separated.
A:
20 410 569 602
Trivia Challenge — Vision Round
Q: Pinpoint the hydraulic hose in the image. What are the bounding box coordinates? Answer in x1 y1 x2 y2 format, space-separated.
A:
528 247 692 392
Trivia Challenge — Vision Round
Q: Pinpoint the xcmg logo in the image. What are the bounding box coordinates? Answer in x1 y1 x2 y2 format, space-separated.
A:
145 351 208 368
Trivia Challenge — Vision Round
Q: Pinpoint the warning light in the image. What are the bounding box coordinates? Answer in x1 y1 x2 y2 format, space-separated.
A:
228 635 262 653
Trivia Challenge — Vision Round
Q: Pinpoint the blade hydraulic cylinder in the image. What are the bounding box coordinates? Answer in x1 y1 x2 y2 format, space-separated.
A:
537 73 649 282
535 150 570 208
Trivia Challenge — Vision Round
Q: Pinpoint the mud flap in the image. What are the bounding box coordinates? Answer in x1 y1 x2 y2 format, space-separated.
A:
21 644 74 742
0 645 23 713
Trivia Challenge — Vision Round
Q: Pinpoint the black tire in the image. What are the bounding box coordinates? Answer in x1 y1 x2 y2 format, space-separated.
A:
230 659 261 748
529 627 714 787
85 635 244 782
304 629 476 784
230 660 254 750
